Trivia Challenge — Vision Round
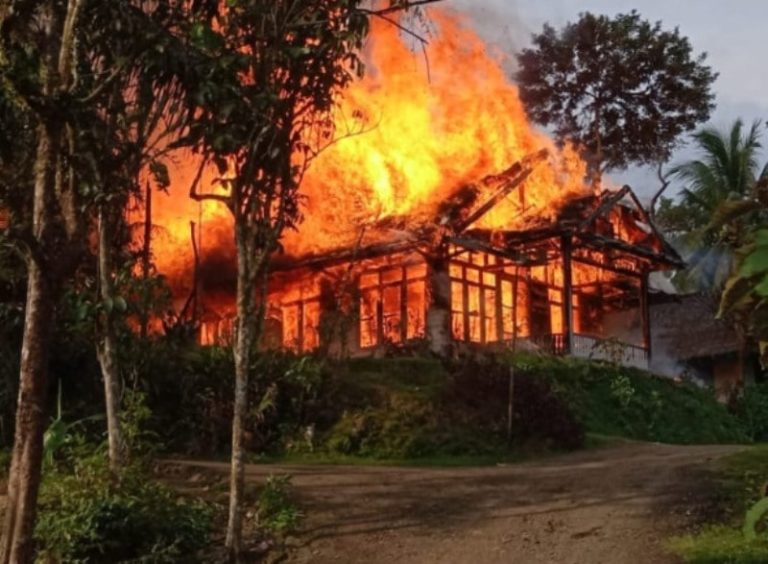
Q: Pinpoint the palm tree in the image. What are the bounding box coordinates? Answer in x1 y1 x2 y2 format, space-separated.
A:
660 119 768 291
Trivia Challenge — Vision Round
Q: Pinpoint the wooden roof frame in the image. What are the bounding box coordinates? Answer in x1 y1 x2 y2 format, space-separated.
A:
271 153 684 274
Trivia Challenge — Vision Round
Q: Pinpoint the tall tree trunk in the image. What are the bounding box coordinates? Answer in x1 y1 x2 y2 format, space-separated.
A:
97 207 123 472
226 230 262 562
0 263 54 564
0 130 56 564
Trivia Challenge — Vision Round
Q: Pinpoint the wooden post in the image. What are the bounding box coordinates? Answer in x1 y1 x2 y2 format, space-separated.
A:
426 249 453 356
400 265 408 343
561 235 574 355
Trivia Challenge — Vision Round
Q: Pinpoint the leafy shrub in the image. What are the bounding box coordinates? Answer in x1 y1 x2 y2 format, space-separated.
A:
35 448 212 563
446 355 586 451
324 398 459 459
258 474 302 535
131 344 339 456
512 372 586 450
733 383 768 442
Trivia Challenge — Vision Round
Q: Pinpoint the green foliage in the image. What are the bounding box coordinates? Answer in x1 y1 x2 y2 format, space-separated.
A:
36 450 212 563
717 447 768 517
669 446 768 563
658 120 768 292
13 334 750 465
516 10 715 173
669 526 768 564
732 383 768 442
323 397 491 459
743 498 768 542
42 382 102 467
258 475 302 535
609 372 636 409
120 388 158 459
719 229 768 365
511 353 747 445
119 346 748 461
35 391 212 563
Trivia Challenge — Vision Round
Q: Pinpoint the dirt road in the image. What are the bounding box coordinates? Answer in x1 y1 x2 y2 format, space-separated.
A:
176 443 742 563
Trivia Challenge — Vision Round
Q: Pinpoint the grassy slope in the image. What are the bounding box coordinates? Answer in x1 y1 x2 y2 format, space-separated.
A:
268 354 747 464
513 353 747 445
668 446 768 563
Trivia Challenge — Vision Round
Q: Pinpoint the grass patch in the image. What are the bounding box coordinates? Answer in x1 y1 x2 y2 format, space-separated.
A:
712 447 768 518
252 451 525 467
512 353 747 445
669 526 768 564
668 446 768 563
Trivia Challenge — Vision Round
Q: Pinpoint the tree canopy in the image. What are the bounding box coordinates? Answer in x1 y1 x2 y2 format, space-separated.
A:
516 10 717 182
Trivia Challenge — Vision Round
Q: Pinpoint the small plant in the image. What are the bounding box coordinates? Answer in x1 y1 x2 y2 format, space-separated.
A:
120 387 158 459
43 381 102 467
258 474 303 535
609 372 635 409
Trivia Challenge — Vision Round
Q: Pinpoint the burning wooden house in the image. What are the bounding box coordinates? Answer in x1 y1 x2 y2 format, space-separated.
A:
150 11 683 369
198 150 683 369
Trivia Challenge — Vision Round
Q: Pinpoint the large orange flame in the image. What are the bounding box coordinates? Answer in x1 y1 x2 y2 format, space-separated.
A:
148 8 588 295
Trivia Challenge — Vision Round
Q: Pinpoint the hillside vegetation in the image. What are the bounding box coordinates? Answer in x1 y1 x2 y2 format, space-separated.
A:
669 446 768 563
132 346 748 462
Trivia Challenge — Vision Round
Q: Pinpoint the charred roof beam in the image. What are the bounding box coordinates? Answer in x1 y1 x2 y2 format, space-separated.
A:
449 149 549 234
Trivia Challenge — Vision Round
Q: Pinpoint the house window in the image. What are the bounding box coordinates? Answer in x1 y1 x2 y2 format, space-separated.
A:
281 298 321 352
450 251 501 344
500 274 530 340
358 262 427 349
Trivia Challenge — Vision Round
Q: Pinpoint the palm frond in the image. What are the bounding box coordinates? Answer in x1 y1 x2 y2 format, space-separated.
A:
710 199 763 231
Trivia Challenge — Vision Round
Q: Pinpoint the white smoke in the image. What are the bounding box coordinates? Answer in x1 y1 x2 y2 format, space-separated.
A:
446 0 532 73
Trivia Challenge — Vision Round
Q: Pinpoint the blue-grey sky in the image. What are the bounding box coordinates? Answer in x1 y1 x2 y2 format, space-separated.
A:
451 0 768 199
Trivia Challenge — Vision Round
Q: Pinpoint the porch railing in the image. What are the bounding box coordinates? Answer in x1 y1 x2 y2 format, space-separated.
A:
519 333 649 370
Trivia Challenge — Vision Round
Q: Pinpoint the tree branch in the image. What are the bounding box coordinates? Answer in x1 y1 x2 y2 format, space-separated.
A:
188 158 231 206
367 12 429 46
650 161 671 223
360 0 445 17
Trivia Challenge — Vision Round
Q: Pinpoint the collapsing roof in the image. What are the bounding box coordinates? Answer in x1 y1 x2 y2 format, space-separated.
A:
272 150 683 275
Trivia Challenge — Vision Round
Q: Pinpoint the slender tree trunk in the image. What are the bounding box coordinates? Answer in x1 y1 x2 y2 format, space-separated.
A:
591 102 604 191
140 181 152 339
507 267 519 443
97 207 123 472
226 230 262 562
0 127 57 564
0 262 55 564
